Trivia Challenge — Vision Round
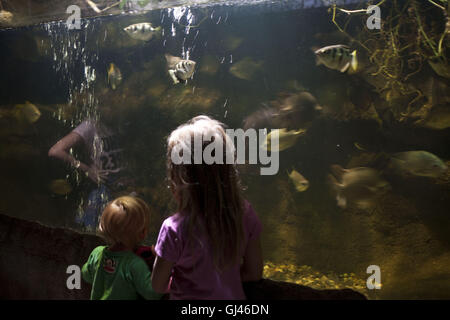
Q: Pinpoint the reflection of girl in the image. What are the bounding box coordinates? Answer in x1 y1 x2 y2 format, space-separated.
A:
49 116 129 230
151 115 263 299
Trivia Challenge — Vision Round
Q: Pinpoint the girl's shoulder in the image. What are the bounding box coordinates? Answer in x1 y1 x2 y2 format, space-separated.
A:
162 212 185 228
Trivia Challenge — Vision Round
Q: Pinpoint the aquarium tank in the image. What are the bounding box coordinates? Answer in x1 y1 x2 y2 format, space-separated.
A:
0 0 449 299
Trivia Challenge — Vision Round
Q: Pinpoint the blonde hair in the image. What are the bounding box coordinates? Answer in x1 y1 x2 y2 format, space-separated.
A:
167 115 244 270
98 196 151 249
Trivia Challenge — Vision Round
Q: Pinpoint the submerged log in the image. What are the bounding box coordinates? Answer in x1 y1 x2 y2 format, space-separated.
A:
0 213 366 300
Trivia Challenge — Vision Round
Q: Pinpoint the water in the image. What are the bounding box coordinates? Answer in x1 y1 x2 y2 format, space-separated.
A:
1 0 449 299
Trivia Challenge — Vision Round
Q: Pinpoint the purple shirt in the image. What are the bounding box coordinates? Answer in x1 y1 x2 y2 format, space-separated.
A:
155 200 262 300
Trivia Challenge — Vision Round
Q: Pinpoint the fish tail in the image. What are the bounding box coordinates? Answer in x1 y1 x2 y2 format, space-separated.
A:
328 174 345 208
350 50 358 72
330 164 345 179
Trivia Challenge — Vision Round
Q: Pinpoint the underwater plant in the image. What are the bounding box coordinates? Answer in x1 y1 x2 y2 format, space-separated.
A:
328 0 449 125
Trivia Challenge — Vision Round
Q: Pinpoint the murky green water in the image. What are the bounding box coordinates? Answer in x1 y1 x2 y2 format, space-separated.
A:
1 0 449 299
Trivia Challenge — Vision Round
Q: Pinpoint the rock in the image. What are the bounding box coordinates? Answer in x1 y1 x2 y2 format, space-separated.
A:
0 213 365 300
0 213 103 299
0 10 14 27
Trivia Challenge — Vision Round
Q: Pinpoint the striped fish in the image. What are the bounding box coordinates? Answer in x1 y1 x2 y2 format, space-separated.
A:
314 44 358 73
165 54 196 84
123 23 161 41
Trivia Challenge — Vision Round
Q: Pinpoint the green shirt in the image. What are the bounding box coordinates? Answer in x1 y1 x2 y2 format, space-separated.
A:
82 246 162 300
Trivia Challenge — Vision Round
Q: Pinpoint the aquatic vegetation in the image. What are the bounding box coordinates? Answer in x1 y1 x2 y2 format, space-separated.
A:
328 0 450 124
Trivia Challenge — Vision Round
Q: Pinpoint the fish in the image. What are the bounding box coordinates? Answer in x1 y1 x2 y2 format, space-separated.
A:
49 179 73 196
229 57 264 80
107 63 122 90
13 101 41 124
199 55 220 76
389 151 447 178
221 35 244 51
243 91 321 131
354 142 367 151
328 165 390 209
123 23 162 41
262 128 306 152
275 92 322 129
165 54 196 84
428 55 450 79
314 45 358 73
243 107 281 130
288 169 309 192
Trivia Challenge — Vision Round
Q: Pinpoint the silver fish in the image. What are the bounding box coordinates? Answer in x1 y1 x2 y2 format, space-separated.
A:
123 23 162 41
328 165 390 209
165 54 196 84
390 151 448 178
314 44 358 73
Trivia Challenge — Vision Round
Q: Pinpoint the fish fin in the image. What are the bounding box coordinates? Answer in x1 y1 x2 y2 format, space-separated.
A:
328 173 344 188
165 54 181 68
336 194 347 208
349 50 358 73
340 62 350 73
168 69 180 84
328 174 345 207
330 164 346 179
286 169 292 178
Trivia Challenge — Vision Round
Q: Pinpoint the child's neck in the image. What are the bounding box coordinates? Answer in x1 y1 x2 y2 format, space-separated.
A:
109 243 134 252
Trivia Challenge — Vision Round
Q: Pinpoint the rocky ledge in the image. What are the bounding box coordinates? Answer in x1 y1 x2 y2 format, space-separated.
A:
0 213 365 300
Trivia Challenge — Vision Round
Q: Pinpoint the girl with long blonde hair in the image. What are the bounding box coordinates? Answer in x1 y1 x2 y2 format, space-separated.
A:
151 115 263 299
